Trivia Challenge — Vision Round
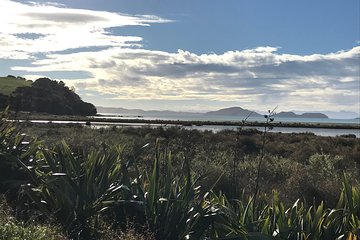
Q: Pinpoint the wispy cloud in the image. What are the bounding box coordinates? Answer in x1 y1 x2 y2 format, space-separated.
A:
0 0 171 59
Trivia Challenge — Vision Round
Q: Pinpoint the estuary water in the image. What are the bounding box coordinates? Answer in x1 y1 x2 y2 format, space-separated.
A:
25 112 358 138
96 112 360 125
26 119 360 137
92 113 360 138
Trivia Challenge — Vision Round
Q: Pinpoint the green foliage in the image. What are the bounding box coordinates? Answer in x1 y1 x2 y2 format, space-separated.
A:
9 78 96 115
20 124 360 207
0 76 31 96
207 184 360 240
0 218 64 240
0 76 31 110
0 195 66 240
134 144 247 239
338 175 360 237
1 115 360 239
21 141 145 238
0 109 40 192
0 92 9 109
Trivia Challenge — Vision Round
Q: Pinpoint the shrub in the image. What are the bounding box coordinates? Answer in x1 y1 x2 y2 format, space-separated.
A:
20 141 149 239
0 195 66 240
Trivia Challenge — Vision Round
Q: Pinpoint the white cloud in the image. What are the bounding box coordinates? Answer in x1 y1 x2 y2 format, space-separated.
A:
1 0 359 113
13 45 359 113
0 0 171 58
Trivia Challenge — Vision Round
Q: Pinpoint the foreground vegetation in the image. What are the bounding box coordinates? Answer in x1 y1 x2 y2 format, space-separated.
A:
1 112 359 239
0 195 66 240
20 121 360 206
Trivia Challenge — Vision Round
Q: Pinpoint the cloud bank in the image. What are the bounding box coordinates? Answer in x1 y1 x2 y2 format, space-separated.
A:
1 0 359 113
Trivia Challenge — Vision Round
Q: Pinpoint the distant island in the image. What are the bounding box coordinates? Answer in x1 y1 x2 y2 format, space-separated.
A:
97 106 203 117
205 107 262 117
205 107 328 118
275 111 328 119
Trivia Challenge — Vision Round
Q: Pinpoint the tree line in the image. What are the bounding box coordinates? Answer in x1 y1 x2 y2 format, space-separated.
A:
0 77 96 116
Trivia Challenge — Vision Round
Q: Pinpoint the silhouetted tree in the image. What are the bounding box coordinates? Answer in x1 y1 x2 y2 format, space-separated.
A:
9 78 97 115
0 93 9 110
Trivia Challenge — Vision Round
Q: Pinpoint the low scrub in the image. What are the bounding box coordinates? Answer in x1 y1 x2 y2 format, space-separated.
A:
0 195 66 240
1 113 360 239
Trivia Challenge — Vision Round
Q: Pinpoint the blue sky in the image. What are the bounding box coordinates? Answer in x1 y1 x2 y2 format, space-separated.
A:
106 0 360 54
0 0 359 114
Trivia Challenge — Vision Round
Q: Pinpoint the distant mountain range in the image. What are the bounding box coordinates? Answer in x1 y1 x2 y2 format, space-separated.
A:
205 107 328 118
96 106 203 117
97 106 338 119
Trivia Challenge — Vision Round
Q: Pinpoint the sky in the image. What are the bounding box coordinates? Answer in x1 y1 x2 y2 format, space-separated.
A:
0 0 359 114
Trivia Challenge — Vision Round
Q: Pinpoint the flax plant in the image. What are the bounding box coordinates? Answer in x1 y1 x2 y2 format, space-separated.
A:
20 141 147 239
133 142 248 240
0 108 40 192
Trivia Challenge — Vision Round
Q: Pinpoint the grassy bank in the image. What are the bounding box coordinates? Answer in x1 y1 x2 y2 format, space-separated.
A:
0 76 31 96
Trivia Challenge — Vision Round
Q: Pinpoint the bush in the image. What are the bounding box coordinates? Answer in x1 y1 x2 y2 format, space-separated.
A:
0 195 66 240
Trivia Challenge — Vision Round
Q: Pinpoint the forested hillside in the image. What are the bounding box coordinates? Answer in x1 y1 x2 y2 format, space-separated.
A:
0 76 32 109
0 76 96 116
0 76 31 96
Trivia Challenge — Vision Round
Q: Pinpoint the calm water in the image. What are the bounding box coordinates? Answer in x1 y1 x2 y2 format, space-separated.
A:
97 112 360 125
25 120 360 137
26 112 360 137
95 112 360 137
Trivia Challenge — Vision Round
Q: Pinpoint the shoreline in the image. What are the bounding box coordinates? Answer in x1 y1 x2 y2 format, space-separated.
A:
9 113 360 130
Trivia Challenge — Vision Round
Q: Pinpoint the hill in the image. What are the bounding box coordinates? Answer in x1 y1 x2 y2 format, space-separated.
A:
97 106 145 115
206 107 329 119
297 110 359 119
205 107 262 117
1 77 96 116
276 111 328 119
0 75 31 96
97 106 203 117
298 112 328 118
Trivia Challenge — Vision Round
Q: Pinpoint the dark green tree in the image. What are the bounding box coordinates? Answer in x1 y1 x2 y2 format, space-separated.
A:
0 93 9 109
10 78 97 115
